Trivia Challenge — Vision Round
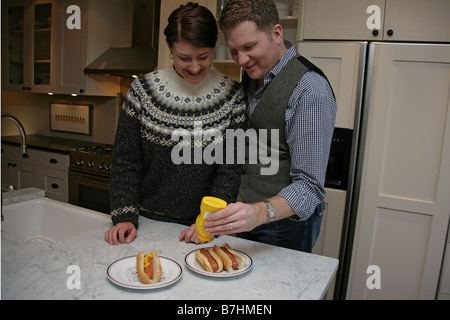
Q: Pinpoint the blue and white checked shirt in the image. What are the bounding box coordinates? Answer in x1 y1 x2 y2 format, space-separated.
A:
245 41 337 221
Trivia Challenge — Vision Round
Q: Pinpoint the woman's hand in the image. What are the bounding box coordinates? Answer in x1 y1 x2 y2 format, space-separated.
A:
179 224 202 244
105 222 137 245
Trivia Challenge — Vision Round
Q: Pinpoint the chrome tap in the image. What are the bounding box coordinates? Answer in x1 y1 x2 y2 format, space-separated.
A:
1 113 28 156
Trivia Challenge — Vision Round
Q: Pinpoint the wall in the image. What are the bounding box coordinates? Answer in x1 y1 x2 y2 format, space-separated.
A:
1 91 121 145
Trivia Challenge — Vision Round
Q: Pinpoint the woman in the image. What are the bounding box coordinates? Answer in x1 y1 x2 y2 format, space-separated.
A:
105 2 246 245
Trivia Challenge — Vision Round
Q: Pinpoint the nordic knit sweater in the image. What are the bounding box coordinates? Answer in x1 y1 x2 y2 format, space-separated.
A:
110 66 247 227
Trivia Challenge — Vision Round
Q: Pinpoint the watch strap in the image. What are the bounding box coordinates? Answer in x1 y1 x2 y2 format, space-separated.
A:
264 200 276 224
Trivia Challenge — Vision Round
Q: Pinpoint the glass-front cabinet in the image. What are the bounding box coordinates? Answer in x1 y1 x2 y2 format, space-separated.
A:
3 0 56 93
33 2 53 87
4 3 26 90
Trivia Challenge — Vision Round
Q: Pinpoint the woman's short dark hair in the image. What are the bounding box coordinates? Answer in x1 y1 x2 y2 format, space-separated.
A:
164 2 218 48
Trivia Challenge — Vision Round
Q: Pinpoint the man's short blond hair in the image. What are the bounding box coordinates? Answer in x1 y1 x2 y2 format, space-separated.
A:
219 0 280 35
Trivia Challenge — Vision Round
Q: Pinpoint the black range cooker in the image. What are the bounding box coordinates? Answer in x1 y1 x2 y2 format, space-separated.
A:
69 145 113 214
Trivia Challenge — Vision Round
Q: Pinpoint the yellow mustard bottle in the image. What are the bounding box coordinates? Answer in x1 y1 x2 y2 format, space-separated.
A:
195 196 227 243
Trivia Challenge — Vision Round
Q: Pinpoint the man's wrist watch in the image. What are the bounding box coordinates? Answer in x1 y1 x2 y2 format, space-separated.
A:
264 200 276 224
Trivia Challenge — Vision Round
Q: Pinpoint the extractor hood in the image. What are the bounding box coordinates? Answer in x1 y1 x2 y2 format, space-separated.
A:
84 47 158 77
84 0 160 77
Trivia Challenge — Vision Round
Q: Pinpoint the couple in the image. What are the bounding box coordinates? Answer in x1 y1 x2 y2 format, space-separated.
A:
104 0 337 253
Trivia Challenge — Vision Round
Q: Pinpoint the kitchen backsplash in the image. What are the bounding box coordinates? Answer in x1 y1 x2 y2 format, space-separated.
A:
1 91 120 145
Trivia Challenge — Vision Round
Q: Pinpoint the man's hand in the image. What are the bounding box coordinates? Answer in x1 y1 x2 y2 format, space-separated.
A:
204 202 267 236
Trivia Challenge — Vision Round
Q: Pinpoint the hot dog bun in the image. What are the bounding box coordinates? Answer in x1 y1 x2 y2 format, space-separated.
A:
137 250 162 284
195 248 223 273
213 245 234 273
196 244 247 274
213 244 246 273
224 243 246 270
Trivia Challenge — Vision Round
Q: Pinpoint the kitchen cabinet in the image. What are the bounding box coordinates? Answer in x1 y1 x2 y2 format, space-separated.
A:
313 188 348 299
54 0 132 96
1 0 132 96
347 43 450 299
301 0 450 43
1 144 69 203
2 0 58 93
298 41 366 130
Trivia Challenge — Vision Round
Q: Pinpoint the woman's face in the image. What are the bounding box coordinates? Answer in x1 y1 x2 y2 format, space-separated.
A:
170 39 215 84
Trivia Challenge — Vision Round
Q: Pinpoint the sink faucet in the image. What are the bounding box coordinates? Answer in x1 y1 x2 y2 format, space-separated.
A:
1 113 28 156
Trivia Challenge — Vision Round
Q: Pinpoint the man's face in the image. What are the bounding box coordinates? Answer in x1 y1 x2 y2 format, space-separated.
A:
224 20 284 80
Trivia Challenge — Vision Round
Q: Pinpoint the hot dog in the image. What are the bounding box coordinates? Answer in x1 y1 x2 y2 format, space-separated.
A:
224 243 246 270
195 248 223 273
137 250 162 284
195 243 246 273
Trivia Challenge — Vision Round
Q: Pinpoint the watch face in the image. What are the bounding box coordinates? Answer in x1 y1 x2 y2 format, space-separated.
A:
269 211 275 221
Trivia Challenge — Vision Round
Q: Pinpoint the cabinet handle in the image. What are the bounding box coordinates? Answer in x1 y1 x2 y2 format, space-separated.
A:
50 158 58 164
51 183 60 189
372 29 379 36
387 29 394 36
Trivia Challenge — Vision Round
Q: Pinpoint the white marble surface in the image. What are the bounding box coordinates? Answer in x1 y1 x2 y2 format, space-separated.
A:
2 188 45 206
2 213 338 300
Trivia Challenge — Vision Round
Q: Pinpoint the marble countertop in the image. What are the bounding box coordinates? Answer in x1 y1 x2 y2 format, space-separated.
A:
2 188 45 206
2 211 338 300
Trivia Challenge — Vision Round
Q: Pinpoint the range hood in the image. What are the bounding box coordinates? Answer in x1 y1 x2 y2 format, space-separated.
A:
84 0 160 77
84 47 158 77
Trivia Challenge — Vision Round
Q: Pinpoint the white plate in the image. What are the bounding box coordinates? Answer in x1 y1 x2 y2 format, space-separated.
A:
107 256 182 290
185 247 253 278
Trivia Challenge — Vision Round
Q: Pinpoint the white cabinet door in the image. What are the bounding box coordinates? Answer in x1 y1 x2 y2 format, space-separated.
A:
55 0 130 96
1 158 19 190
1 144 69 202
313 188 347 300
384 0 450 42
17 162 41 190
301 0 450 42
348 43 450 299
298 41 366 129
41 167 69 202
301 0 386 41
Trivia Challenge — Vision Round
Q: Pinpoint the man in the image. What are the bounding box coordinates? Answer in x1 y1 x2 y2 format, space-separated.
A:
204 0 337 252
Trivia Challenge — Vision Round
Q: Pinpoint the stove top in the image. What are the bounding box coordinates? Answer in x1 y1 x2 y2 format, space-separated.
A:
70 144 113 176
74 144 114 156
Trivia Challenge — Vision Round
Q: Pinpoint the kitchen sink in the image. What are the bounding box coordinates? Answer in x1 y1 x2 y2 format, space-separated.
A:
1 197 111 243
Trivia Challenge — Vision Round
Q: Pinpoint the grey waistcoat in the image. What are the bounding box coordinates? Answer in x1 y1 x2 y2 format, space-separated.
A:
239 54 332 204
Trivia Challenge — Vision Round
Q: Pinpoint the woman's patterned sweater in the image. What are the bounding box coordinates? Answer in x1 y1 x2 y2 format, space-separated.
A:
110 66 246 227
